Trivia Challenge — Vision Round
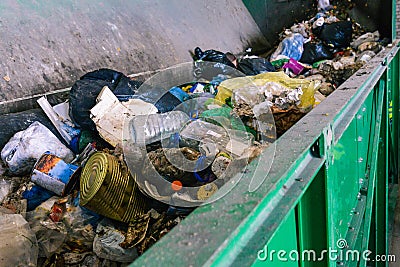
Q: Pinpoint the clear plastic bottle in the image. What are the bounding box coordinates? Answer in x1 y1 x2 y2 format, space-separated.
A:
129 111 190 145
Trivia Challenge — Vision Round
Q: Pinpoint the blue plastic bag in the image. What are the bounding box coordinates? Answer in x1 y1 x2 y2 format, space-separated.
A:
270 33 305 61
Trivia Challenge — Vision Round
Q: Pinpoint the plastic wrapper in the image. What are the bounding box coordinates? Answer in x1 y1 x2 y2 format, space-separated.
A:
215 76 259 104
0 179 12 204
297 80 320 109
180 120 254 157
129 111 190 145
270 33 305 61
1 121 75 175
270 58 289 69
62 204 97 252
31 218 67 258
357 50 376 64
26 197 67 258
93 218 139 262
312 17 325 29
290 22 309 38
0 214 38 267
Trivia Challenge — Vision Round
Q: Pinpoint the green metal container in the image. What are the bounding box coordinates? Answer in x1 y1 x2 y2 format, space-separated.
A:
130 2 399 265
0 1 397 266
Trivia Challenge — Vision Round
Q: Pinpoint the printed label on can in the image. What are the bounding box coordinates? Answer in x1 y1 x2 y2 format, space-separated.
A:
31 170 66 196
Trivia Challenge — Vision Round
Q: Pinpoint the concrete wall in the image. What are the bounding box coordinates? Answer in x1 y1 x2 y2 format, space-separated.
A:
242 0 315 49
0 0 267 106
348 0 394 39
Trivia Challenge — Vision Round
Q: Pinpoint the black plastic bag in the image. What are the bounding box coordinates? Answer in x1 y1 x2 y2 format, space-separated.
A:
154 92 182 113
317 21 353 48
133 85 183 114
79 68 123 82
193 47 236 68
69 68 142 131
237 58 276 75
300 42 334 64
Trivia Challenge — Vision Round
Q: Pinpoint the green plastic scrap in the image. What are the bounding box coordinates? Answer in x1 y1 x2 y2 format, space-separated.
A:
270 58 289 68
312 60 327 68
200 107 256 136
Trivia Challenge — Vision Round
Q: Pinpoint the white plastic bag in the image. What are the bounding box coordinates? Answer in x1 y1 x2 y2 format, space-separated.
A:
1 121 74 175
318 0 331 11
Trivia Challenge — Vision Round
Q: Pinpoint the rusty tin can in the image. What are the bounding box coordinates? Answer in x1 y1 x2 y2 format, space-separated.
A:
31 152 80 196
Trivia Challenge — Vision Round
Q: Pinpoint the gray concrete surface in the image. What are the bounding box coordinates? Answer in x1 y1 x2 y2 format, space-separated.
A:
348 0 393 39
0 0 267 105
242 0 314 49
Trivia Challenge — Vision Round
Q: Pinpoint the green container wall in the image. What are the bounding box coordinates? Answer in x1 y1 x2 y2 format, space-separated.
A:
132 1 399 265
0 1 397 266
132 39 400 267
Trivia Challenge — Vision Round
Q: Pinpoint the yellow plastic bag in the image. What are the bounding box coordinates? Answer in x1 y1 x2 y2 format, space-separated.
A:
215 76 255 103
215 72 320 109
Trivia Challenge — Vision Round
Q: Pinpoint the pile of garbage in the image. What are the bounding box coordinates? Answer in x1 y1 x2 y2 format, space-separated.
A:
0 1 391 266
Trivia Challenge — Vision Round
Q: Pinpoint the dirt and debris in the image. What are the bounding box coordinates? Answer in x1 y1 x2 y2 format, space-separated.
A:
0 1 392 266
